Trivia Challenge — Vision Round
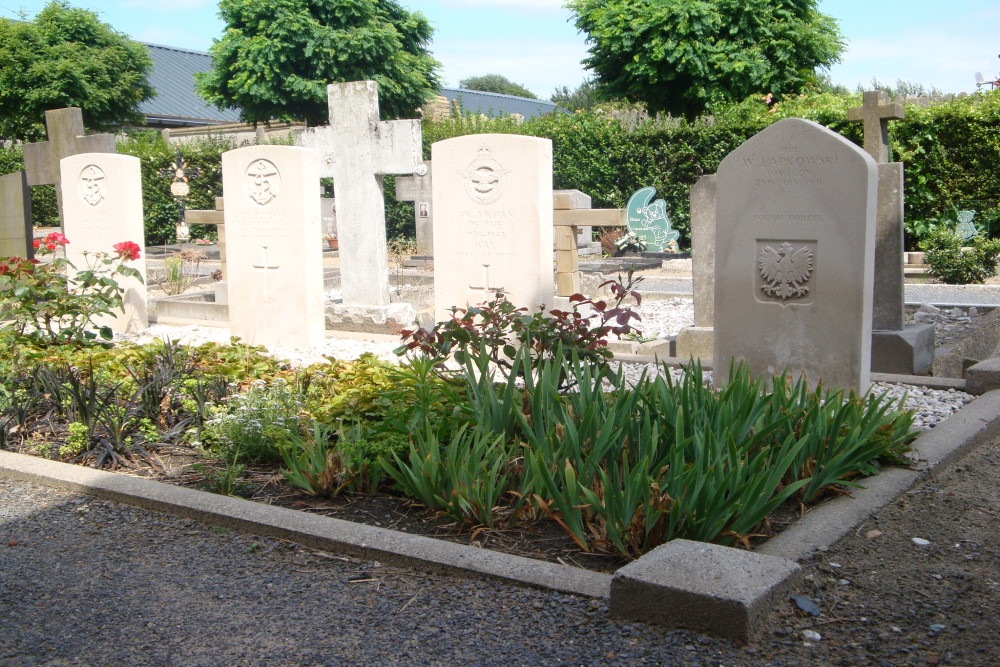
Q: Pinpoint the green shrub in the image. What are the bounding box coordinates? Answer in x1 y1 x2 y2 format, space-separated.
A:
921 227 1000 284
201 380 304 465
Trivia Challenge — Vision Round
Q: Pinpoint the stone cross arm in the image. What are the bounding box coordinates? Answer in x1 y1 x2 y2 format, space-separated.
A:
847 90 905 164
23 108 115 187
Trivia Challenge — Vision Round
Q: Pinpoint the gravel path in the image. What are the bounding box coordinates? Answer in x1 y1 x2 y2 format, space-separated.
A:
2 435 996 665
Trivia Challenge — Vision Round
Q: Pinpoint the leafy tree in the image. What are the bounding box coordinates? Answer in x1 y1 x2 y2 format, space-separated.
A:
567 0 844 118
551 79 599 112
458 74 537 99
0 1 154 141
196 0 441 124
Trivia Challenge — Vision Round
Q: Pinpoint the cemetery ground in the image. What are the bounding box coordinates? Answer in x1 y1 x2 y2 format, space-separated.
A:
0 401 996 664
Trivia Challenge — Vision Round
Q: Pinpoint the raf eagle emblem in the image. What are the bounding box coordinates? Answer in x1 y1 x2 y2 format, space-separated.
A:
759 242 814 300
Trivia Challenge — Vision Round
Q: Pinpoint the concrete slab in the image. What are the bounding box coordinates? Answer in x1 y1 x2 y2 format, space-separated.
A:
610 540 800 642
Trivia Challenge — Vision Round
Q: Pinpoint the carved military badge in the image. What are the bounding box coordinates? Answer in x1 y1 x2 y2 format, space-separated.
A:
758 242 814 301
458 146 511 205
246 159 280 206
78 165 106 206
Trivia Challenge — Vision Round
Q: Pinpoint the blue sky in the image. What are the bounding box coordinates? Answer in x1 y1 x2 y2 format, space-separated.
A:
2 0 997 101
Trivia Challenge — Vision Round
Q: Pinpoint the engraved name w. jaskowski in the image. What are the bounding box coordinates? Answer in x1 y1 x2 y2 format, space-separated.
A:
759 242 814 300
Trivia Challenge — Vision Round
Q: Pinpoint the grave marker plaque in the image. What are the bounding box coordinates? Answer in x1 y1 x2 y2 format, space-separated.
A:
60 153 148 333
713 118 877 392
222 146 324 347
432 134 554 322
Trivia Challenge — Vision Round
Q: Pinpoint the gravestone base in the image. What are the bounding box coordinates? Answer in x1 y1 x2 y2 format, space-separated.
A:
609 539 800 642
675 326 714 362
871 324 935 375
639 251 690 260
214 282 229 306
325 302 417 335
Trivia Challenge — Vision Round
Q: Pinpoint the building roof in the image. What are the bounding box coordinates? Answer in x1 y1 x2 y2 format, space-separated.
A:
139 43 564 127
140 43 241 127
439 87 565 119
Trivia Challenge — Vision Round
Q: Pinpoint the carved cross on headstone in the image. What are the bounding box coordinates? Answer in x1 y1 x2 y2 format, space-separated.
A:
468 264 504 298
847 91 905 164
22 108 116 220
252 245 280 305
300 81 423 307
395 160 433 255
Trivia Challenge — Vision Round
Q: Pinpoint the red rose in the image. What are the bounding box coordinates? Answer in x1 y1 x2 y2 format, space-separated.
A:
113 241 141 262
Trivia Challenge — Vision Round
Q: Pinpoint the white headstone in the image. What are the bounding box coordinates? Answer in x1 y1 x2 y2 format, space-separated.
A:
713 118 878 392
222 145 324 347
431 134 554 321
299 81 423 306
59 153 148 333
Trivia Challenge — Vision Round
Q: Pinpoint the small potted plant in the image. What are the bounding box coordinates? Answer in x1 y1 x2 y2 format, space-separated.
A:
323 234 339 250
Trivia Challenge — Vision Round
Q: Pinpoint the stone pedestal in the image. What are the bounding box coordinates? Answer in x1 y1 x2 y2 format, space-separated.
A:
325 302 417 335
675 326 715 362
871 324 936 375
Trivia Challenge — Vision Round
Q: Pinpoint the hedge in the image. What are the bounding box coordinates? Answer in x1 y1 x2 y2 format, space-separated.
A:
1 89 996 249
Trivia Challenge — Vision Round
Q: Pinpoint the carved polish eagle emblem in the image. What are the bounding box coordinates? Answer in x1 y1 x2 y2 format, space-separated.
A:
759 242 814 300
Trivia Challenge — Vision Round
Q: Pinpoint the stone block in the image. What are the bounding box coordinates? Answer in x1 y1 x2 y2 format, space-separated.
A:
610 539 800 641
675 326 714 361
870 323 935 375
965 358 1000 394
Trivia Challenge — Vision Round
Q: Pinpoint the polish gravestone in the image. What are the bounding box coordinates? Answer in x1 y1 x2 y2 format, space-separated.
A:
222 145 324 348
713 118 877 392
59 153 148 333
431 134 554 322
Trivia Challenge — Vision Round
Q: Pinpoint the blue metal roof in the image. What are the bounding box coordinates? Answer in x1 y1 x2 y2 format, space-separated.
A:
138 43 565 126
439 87 566 119
140 43 241 127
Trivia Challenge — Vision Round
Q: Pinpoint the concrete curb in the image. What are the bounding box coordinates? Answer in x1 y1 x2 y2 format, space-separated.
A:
2 389 998 642
0 450 610 600
611 389 1000 638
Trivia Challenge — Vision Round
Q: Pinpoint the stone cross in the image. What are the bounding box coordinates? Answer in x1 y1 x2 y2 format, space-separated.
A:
22 108 115 220
847 91 905 164
300 81 423 306
252 245 280 305
468 264 504 297
394 160 433 255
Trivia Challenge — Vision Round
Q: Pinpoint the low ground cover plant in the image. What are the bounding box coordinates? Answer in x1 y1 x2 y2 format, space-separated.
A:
0 260 920 561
